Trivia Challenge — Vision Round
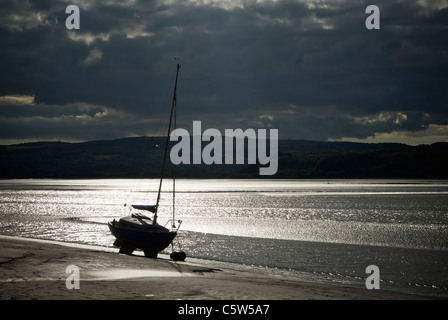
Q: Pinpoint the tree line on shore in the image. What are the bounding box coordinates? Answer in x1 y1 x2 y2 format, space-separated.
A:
1 137 447 179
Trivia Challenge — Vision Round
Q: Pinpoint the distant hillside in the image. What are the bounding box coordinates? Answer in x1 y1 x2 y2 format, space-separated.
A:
1 137 447 179
273 142 448 179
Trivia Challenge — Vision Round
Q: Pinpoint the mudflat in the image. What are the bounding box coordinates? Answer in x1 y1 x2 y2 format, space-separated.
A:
0 236 434 300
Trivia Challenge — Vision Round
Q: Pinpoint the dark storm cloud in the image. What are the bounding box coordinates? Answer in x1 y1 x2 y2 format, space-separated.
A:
1 0 447 144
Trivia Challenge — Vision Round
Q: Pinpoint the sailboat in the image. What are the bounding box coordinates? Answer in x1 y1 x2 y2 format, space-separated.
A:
108 63 183 259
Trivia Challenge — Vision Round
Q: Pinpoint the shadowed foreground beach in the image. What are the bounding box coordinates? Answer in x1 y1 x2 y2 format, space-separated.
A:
0 236 438 301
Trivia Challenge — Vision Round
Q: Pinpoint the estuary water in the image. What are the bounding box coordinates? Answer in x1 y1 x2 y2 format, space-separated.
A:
0 179 447 297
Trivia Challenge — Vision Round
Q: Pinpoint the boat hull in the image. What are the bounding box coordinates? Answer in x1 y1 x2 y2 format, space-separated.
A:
108 222 176 258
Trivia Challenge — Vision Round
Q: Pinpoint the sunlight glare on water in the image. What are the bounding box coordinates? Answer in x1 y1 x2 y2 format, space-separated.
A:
1 179 448 297
1 179 448 249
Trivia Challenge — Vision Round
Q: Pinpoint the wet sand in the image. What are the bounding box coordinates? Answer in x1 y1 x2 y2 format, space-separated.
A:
0 235 436 300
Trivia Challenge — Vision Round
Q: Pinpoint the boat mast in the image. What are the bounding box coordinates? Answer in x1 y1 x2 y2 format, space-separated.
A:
154 63 181 225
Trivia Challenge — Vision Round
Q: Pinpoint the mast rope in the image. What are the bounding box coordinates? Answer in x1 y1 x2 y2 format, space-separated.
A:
154 63 181 225
125 64 178 208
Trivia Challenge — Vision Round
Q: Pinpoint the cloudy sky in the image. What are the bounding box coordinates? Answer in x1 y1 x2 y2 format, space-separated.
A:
1 0 447 145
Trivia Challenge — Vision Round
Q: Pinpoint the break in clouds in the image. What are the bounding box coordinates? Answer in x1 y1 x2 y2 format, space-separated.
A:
0 0 447 145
